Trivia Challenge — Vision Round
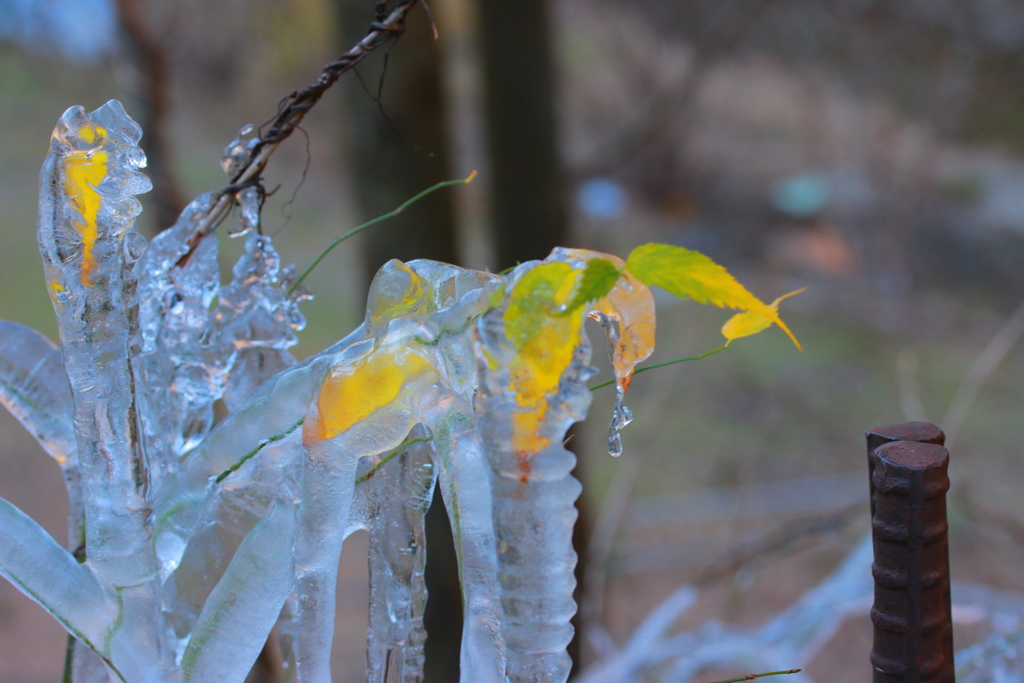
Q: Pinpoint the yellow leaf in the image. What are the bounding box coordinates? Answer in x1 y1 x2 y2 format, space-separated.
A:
306 346 435 442
626 243 802 350
62 123 109 286
721 288 806 346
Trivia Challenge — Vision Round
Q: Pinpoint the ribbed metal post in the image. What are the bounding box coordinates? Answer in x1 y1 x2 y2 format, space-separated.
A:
865 422 954 682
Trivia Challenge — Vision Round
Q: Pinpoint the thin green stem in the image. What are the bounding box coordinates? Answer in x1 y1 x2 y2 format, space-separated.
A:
288 171 477 296
355 436 433 485
214 417 304 484
705 669 802 683
62 635 74 683
590 344 727 391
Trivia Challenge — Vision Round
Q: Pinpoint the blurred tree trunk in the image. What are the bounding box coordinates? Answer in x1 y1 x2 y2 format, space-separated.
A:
476 0 588 675
113 0 186 235
337 2 463 681
338 0 460 280
477 0 568 269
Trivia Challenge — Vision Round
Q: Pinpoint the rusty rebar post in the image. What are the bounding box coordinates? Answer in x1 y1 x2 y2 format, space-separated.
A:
865 422 954 682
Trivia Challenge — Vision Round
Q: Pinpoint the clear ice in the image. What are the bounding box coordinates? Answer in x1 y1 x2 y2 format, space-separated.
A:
1 101 668 682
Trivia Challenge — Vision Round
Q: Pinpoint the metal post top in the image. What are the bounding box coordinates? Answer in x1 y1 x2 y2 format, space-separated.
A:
867 422 945 446
873 440 949 470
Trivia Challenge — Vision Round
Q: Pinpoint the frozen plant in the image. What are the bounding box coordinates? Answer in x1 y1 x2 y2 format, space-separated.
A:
0 100 799 683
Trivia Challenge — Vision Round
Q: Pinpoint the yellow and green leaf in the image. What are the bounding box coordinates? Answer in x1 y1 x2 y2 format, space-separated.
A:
503 262 582 452
626 243 801 350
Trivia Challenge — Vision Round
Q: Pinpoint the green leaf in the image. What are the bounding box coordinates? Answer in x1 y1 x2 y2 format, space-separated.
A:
559 258 621 315
626 243 801 350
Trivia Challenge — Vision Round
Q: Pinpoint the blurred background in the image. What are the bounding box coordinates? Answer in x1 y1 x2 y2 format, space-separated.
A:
2 0 1024 681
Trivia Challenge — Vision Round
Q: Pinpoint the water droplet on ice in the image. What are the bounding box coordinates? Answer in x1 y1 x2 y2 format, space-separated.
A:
155 531 187 581
221 124 257 176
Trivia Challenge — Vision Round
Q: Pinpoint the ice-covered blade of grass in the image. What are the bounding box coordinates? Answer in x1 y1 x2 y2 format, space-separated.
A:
0 498 116 663
181 499 297 682
0 320 75 464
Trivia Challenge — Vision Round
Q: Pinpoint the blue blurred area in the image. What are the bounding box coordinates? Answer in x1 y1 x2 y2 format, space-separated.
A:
577 177 627 219
772 171 832 217
0 0 116 61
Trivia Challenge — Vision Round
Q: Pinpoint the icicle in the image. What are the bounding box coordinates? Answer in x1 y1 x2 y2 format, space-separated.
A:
288 259 504 682
133 193 228 485
292 338 440 681
591 311 633 457
216 231 303 409
232 185 261 237
472 259 594 683
363 433 437 682
425 401 506 682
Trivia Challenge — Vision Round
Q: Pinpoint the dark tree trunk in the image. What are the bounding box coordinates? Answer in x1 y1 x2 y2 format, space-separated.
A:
114 0 186 235
476 1 588 675
477 0 568 269
339 0 460 283
337 2 463 681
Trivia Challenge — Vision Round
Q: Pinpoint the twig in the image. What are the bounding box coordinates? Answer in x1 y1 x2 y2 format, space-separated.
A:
895 348 928 422
287 171 476 295
589 345 727 391
705 669 802 683
942 297 1024 448
176 0 420 265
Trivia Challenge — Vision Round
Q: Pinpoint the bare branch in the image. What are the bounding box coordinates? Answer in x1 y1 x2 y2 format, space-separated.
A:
176 0 419 264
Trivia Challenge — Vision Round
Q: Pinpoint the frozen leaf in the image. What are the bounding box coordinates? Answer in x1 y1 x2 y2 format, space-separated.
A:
626 243 801 349
503 261 582 452
551 248 655 392
37 100 157 588
477 258 595 681
721 289 806 346
366 260 431 333
305 345 436 442
549 248 656 456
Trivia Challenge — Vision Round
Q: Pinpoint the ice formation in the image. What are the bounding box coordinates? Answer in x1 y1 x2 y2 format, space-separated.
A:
0 101 802 683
